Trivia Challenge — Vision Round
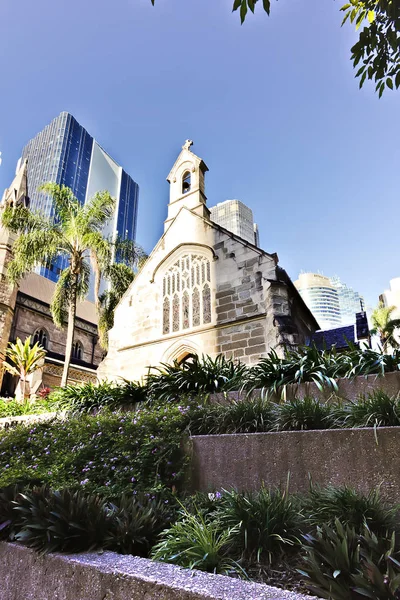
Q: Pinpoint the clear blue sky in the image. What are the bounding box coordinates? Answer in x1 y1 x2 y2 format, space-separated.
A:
1 0 399 307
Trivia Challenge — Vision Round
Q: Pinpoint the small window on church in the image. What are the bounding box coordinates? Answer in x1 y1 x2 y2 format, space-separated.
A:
162 254 212 335
182 171 191 194
33 328 48 349
72 341 83 360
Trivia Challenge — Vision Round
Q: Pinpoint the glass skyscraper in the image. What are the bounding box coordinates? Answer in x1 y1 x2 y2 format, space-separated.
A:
330 276 365 325
210 199 259 246
20 112 139 291
295 272 365 330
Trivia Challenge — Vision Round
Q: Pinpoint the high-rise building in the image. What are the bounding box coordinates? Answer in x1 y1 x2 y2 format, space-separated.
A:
380 277 400 319
20 111 139 289
295 272 365 330
294 273 341 329
330 276 365 325
210 199 259 246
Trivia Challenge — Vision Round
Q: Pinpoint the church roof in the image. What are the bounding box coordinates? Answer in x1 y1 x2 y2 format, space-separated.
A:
18 272 98 325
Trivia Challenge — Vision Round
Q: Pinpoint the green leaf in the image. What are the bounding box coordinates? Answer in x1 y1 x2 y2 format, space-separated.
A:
359 71 367 88
263 0 270 14
340 3 351 10
342 11 351 25
387 77 393 90
395 71 400 89
248 0 255 13
232 0 242 11
379 81 385 98
240 0 248 23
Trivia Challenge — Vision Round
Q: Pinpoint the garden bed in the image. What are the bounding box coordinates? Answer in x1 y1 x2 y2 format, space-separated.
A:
210 370 400 404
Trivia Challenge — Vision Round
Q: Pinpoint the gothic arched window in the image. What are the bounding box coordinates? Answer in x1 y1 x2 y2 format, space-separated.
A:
33 328 48 349
182 171 191 194
72 341 83 360
162 254 212 335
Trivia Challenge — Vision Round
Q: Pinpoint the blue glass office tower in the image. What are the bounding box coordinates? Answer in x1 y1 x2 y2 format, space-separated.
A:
21 112 139 292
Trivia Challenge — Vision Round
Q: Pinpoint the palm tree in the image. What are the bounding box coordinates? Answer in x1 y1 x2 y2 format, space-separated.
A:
370 303 400 352
3 337 46 400
2 184 115 387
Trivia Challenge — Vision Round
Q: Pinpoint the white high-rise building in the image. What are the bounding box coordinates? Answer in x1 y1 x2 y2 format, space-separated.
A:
210 199 259 246
294 273 341 329
330 276 365 325
380 278 400 319
295 272 365 329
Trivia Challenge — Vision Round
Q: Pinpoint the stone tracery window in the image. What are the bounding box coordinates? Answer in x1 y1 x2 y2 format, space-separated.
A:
33 328 48 349
162 254 211 335
72 340 83 360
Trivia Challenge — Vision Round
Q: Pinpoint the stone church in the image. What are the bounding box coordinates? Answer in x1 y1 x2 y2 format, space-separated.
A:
99 141 318 382
0 162 102 394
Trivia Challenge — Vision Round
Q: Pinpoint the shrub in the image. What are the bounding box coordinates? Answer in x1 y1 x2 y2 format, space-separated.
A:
302 485 398 534
275 397 335 431
147 354 248 402
346 391 400 428
106 492 177 556
0 403 191 498
49 380 148 415
299 520 400 599
152 507 246 576
13 486 113 553
0 482 25 540
0 484 176 557
0 397 54 419
188 397 276 435
215 486 303 563
244 346 400 397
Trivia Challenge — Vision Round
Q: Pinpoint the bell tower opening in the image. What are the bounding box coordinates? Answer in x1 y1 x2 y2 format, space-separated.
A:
182 171 191 194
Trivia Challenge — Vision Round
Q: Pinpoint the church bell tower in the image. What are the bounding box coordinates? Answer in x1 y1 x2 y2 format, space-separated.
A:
164 140 210 232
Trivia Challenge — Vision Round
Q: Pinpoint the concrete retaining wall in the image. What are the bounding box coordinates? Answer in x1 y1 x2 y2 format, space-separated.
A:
0 411 58 430
210 371 400 404
190 426 400 504
0 542 311 600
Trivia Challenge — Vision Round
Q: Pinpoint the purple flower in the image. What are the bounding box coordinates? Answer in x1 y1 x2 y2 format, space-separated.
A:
80 479 89 485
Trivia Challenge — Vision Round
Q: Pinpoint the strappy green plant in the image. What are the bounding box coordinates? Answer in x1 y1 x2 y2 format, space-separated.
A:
3 337 46 400
152 506 246 576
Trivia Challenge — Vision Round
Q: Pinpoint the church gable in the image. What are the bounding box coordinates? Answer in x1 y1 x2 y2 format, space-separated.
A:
99 141 318 382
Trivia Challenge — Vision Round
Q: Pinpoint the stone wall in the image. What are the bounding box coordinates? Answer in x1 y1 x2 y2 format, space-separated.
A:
12 296 103 366
190 426 400 504
0 542 311 600
0 237 18 389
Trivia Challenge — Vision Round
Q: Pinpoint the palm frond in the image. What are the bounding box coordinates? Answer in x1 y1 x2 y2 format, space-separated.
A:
7 230 61 284
3 337 46 379
80 191 115 232
39 183 80 224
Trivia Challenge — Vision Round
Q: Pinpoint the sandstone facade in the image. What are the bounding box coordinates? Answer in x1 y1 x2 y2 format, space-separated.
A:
99 142 318 383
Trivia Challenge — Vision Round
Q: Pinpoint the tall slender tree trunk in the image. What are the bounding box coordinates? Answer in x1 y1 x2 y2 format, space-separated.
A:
61 273 78 387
